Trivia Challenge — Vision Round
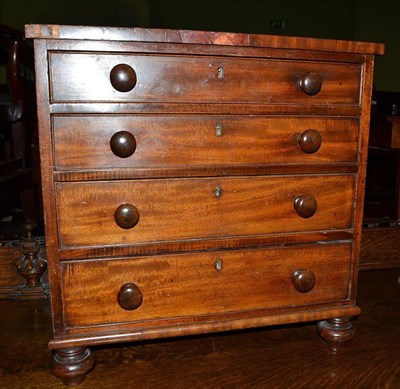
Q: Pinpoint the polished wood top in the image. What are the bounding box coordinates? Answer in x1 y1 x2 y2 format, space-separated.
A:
25 24 384 55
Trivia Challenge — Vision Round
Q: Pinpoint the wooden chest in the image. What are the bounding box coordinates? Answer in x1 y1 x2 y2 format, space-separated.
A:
25 24 383 386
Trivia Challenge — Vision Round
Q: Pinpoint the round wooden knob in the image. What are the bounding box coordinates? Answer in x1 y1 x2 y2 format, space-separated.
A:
294 195 317 218
298 129 322 154
114 204 139 229
117 283 143 310
292 269 316 293
110 64 137 92
110 131 136 158
299 72 322 95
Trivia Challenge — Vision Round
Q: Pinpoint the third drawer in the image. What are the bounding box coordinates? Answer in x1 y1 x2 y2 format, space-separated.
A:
56 175 355 248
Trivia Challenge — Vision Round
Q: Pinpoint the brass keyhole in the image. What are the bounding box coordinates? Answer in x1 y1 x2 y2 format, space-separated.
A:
214 186 222 197
215 123 223 137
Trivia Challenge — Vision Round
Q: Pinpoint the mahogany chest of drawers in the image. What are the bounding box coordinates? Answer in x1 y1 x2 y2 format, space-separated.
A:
26 24 383 386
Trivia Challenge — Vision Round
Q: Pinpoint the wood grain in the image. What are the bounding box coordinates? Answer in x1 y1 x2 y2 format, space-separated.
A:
62 243 352 329
56 175 355 248
53 164 359 182
348 55 375 301
0 244 25 299
49 102 362 116
44 39 369 64
1 268 398 388
49 52 361 105
32 39 65 336
53 116 359 171
25 24 385 55
26 25 383 385
57 230 354 261
360 226 400 269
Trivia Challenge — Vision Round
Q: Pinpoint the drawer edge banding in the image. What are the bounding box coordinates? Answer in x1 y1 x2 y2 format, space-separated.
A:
53 165 359 182
57 233 354 260
49 103 362 115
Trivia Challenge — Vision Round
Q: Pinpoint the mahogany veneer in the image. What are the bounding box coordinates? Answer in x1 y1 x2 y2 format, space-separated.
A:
25 24 383 386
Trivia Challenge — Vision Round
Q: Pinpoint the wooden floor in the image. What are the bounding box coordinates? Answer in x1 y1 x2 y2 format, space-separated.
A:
1 268 399 388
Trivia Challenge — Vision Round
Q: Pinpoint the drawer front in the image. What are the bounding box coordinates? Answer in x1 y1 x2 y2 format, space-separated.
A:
49 52 361 105
53 116 359 170
62 243 351 328
56 175 354 248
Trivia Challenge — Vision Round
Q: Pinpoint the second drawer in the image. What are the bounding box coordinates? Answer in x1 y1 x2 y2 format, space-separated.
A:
53 116 359 171
56 175 355 248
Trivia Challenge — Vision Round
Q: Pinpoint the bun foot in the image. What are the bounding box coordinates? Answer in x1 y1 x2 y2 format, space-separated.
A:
317 317 356 352
51 347 95 387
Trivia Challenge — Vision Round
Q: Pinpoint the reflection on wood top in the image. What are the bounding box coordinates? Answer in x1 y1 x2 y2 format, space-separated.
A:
25 24 384 55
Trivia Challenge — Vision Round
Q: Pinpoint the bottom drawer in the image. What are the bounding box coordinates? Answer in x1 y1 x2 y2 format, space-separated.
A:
62 243 352 329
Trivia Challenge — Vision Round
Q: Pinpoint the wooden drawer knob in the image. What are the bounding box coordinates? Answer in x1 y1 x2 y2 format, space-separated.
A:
298 129 322 154
299 72 322 95
110 131 136 158
294 195 317 218
114 204 139 229
117 283 143 310
292 269 316 293
110 64 137 92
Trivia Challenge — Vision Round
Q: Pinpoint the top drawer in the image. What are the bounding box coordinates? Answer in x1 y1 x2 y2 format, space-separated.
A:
48 52 361 105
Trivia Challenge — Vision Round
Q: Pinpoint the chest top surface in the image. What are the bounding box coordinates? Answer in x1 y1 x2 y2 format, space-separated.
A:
25 24 384 55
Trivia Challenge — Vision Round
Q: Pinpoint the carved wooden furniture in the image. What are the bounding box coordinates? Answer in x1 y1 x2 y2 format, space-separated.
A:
0 223 48 300
25 24 383 386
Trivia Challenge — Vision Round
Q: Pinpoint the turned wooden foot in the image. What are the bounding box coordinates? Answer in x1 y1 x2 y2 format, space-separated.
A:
317 317 356 352
51 347 95 387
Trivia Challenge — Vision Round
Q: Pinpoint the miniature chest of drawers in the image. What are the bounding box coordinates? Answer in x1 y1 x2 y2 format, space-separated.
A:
26 24 383 386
